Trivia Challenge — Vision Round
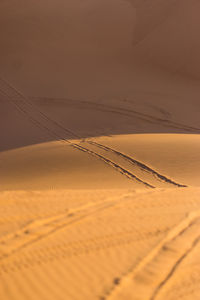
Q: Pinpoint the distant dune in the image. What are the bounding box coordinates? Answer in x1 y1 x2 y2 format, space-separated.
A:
0 1 200 300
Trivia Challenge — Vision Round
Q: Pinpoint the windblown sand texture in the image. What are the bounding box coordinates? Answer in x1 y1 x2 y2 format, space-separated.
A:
0 1 200 299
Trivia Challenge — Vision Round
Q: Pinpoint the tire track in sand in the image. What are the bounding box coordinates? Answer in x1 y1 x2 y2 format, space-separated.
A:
0 228 167 275
102 210 200 300
87 141 187 188
72 143 154 188
0 78 185 188
1 191 154 262
0 198 117 261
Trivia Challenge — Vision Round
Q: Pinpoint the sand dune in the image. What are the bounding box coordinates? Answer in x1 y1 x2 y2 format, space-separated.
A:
1 1 200 299
0 189 200 300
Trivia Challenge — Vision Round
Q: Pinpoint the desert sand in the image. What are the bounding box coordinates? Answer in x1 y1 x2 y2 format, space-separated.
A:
1 1 200 299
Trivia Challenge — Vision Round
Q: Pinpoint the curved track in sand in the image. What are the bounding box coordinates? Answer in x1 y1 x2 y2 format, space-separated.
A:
32 96 200 133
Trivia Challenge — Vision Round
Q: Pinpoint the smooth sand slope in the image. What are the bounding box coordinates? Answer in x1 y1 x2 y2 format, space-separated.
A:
1 1 200 299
